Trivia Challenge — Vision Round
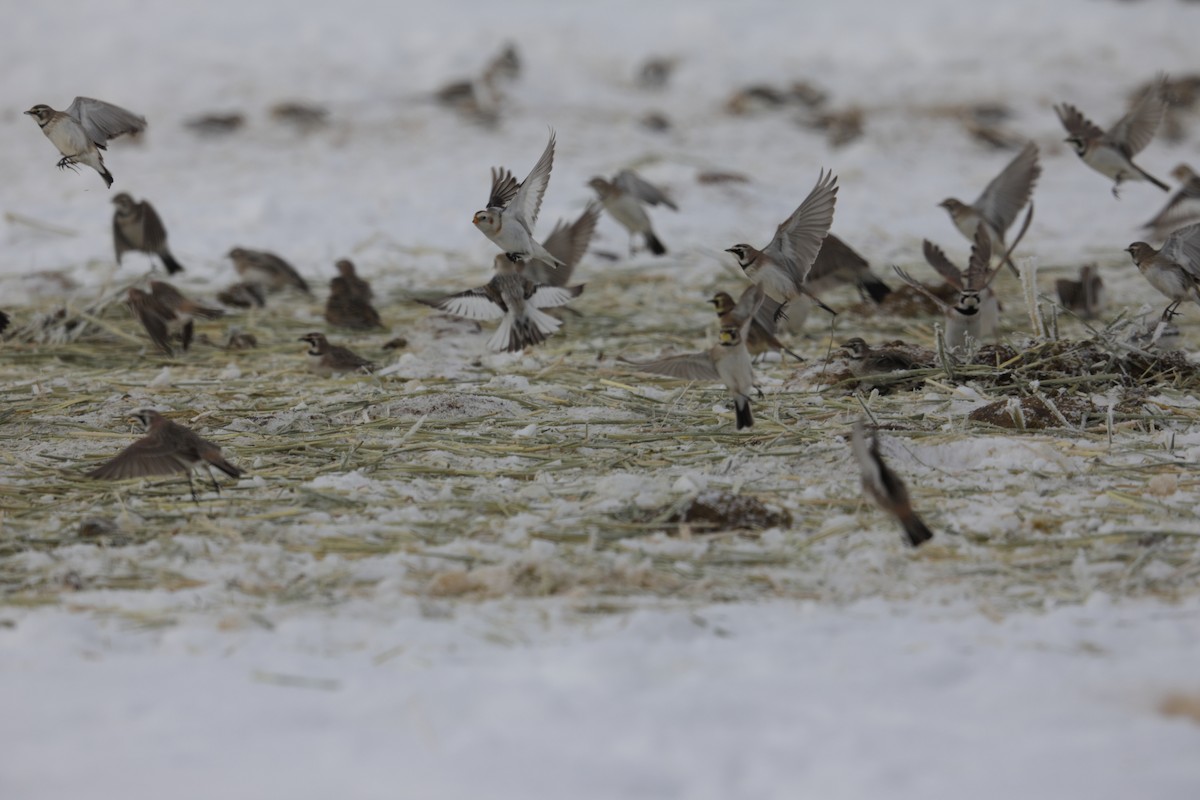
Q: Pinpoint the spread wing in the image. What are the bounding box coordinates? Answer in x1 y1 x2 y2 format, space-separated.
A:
1054 103 1104 141
622 352 720 382
1162 222 1200 280
764 169 838 284
112 216 134 261
974 142 1040 234
528 284 584 309
87 436 186 480
962 224 994 291
809 233 869 282
139 202 168 251
66 97 146 145
728 284 766 330
420 285 507 320
921 240 964 289
264 253 311 294
539 202 601 279
1106 74 1166 156
892 266 951 313
1144 172 1200 229
511 130 556 232
613 170 678 210
486 167 520 210
128 293 175 353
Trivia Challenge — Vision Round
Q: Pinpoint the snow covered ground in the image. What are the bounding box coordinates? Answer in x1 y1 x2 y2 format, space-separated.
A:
3 0 1200 797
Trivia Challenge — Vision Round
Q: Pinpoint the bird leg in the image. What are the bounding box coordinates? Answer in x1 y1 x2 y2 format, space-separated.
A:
186 472 199 504
1111 179 1123 200
55 157 80 173
1163 301 1182 320
505 252 525 263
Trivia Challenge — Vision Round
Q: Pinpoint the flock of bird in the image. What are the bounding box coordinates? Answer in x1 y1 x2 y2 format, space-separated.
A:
11 56 1200 547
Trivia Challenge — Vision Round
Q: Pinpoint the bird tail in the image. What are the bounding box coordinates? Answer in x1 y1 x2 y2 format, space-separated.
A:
900 512 934 547
859 275 892 303
734 396 754 430
489 308 561 352
208 457 243 479
645 232 667 256
161 251 186 275
100 167 114 189
1137 165 1170 192
181 320 194 352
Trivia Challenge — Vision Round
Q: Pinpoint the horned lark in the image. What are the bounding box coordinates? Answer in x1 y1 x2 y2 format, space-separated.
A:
840 338 930 392
1054 265 1107 318
1143 164 1200 233
810 233 891 302
625 285 764 430
112 193 185 275
420 263 584 352
217 281 267 309
711 291 802 362
128 281 222 354
523 203 602 286
726 169 838 312
24 97 146 188
325 259 383 330
851 419 933 548
472 130 563 265
1125 222 1200 317
939 141 1040 275
588 170 678 256
1056 76 1168 197
227 248 311 295
87 409 243 501
893 227 1000 350
298 332 376 376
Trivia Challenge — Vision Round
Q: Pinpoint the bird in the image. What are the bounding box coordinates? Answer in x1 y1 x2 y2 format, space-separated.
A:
938 141 1040 275
472 130 563 266
893 225 1001 350
522 202 602 287
587 170 678 256
725 169 838 315
710 290 802 362
87 409 243 501
1054 265 1107 318
24 97 146 188
298 332 376 377
227 248 311 295
217 281 267 309
0 311 9 335
112 193 185 275
1143 164 1200 233
419 264 585 352
1125 222 1200 318
840 338 930 392
778 233 892 331
624 285 765 430
1055 76 1168 197
850 419 933 548
325 259 383 330
127 281 223 355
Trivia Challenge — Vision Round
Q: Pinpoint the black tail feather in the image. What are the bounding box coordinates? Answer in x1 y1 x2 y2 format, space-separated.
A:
902 513 934 547
860 275 892 303
645 232 667 256
734 397 754 430
100 167 114 189
161 250 186 275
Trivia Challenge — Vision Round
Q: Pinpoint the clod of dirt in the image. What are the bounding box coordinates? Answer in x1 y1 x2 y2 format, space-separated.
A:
666 491 792 532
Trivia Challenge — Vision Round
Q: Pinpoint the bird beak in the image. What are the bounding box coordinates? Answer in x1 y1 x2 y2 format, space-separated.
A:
23 109 34 116
724 248 736 255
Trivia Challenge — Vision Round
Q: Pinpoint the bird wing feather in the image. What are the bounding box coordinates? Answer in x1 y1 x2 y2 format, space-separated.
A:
67 96 146 145
974 142 1040 234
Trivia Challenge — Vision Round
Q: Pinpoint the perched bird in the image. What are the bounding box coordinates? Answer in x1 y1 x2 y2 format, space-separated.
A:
850 419 933 548
24 97 146 188
183 112 245 136
893 226 1000 349
217 281 267 309
1055 265 1107 318
227 248 311 295
87 409 243 501
625 285 765 430
710 291 802 362
1125 222 1200 318
939 141 1040 275
298 332 376 377
325 259 383 330
420 262 584 352
112 193 185 275
472 130 563 265
1055 76 1168 197
725 170 838 314
840 338 929 392
523 203 602 286
1143 164 1200 233
587 170 678 256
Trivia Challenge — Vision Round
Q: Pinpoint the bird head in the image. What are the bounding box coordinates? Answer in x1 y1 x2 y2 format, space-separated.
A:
938 198 966 215
129 409 164 430
725 245 754 269
709 292 735 313
24 105 52 123
839 338 869 358
1171 163 1195 183
299 332 327 351
334 259 356 277
956 291 982 315
1125 242 1153 264
473 210 497 231
1064 136 1087 156
111 193 135 211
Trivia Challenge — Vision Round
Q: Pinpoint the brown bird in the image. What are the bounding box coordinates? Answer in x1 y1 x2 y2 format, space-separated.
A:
1143 164 1200 233
1125 222 1200 318
840 338 931 393
24 97 146 188
588 170 677 256
112 193 185 275
325 259 383 330
148 280 224 352
1055 265 1107 318
217 281 267 309
523 203 602 287
710 290 802 362
228 247 311 295
938 141 1040 276
0 310 9 335
299 332 376 377
87 409 243 501
126 287 181 355
851 418 933 547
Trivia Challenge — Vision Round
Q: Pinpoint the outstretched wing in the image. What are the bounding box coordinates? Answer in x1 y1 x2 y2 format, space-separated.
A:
1106 73 1166 156
892 265 952 314
139 201 169 251
486 167 520 209
527 284 584 309
728 284 766 331
974 142 1040 234
87 436 186 480
420 285 507 320
67 97 146 145
1162 222 1200 280
1054 103 1104 141
962 224 994 291
621 352 721 381
510 129 556 233
764 169 838 284
921 240 964 289
539 202 601 280
613 170 678 209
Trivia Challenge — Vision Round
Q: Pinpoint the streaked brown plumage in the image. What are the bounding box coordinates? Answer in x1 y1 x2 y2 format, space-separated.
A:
325 259 383 330
851 419 933 547
112 193 185 275
523 203 602 287
127 287 181 355
840 337 930 393
228 247 311 295
299 332 376 377
87 409 243 500
1054 265 1106 318
588 171 676 256
217 281 267 309
711 291 802 362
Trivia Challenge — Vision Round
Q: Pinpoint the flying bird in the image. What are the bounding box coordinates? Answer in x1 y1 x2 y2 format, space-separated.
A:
25 97 146 188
